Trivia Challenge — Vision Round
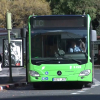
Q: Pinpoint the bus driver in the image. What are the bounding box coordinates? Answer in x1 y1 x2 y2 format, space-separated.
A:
68 41 81 53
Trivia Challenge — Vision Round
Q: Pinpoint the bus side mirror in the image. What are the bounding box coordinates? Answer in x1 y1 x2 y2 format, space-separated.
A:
91 30 97 41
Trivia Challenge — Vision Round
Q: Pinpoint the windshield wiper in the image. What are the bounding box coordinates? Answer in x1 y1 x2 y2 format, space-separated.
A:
62 56 82 65
84 52 88 58
36 58 62 64
71 59 82 65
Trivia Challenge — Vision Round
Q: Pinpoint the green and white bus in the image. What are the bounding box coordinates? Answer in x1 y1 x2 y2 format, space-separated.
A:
26 15 97 89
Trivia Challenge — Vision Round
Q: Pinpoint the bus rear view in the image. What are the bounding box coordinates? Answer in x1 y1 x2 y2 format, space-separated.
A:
26 15 95 89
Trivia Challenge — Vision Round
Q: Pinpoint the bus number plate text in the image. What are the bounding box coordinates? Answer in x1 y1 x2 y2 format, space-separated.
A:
53 78 66 81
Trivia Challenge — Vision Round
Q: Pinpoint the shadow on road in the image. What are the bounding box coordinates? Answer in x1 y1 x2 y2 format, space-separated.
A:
0 95 100 100
10 82 85 91
0 76 26 84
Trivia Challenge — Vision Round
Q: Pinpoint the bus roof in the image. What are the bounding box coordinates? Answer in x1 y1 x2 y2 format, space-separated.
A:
31 15 88 18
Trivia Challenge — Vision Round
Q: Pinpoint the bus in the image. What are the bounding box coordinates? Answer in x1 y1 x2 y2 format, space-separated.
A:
26 14 97 89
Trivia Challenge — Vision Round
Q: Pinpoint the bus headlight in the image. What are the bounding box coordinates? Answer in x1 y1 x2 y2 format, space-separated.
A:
79 70 91 76
29 70 40 77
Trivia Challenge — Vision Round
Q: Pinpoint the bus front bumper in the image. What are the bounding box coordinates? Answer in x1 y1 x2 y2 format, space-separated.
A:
28 73 92 83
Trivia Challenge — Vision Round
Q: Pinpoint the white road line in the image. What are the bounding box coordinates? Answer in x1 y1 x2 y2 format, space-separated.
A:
77 91 85 92
71 78 100 95
93 78 100 85
82 88 90 90
71 93 80 94
92 84 99 86
91 86 95 88
91 85 95 88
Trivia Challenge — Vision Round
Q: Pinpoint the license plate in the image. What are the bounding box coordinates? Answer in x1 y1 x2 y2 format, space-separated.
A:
53 78 66 81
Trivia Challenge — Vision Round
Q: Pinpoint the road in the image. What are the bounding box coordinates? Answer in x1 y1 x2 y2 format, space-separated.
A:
0 68 100 100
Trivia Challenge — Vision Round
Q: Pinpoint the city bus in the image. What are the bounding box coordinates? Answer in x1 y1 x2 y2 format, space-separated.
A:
26 14 97 89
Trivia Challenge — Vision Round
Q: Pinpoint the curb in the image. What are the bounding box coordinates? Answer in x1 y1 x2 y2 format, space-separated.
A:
0 82 27 91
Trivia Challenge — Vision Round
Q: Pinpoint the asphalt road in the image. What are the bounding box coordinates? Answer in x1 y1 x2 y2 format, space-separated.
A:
0 68 100 100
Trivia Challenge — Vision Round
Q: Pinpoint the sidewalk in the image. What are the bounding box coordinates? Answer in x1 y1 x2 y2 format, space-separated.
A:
0 67 27 90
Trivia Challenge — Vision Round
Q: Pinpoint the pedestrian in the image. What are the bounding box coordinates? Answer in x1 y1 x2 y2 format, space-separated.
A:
79 39 86 52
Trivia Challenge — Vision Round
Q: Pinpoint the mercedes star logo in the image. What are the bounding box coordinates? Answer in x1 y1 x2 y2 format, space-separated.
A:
57 71 62 76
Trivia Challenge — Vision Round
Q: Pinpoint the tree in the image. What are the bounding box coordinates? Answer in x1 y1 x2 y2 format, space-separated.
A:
47 0 97 19
0 0 51 28
0 0 8 28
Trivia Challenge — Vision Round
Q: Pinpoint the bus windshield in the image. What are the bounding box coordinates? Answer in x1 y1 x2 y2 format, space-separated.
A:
31 29 88 60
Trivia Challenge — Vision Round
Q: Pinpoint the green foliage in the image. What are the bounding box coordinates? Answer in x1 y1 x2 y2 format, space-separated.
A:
47 0 98 19
0 0 51 28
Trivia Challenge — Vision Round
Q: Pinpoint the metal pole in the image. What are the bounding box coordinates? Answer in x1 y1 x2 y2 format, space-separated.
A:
6 11 13 82
8 30 13 82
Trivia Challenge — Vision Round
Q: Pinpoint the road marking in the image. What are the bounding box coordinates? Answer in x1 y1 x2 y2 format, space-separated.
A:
92 84 100 87
77 91 85 92
91 86 95 88
82 88 90 90
71 78 100 95
93 78 100 83
71 93 80 94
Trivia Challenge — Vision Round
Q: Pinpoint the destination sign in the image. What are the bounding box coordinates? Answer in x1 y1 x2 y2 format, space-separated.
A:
30 16 87 28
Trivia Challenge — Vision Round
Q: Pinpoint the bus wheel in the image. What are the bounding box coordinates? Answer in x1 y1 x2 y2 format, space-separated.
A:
84 83 92 88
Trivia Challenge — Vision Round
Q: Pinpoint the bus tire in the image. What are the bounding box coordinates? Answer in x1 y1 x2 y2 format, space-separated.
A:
84 83 92 88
